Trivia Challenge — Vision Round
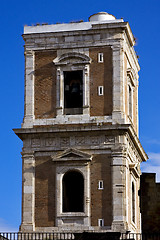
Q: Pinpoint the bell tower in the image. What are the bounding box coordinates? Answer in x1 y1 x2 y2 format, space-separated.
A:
14 12 148 233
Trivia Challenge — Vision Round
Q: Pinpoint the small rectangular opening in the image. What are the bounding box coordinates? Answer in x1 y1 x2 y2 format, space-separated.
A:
98 219 104 227
98 180 104 189
98 53 104 63
98 86 104 96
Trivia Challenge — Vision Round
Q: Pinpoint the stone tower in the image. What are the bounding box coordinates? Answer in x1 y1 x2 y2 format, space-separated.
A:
14 12 148 233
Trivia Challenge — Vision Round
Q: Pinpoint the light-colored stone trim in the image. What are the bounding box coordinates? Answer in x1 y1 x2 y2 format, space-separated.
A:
23 20 124 35
22 50 35 128
111 147 128 232
20 152 35 231
53 51 91 117
54 148 91 229
112 44 125 124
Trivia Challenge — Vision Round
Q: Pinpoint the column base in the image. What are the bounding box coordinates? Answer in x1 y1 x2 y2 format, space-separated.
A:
111 221 127 232
22 116 34 128
19 223 35 232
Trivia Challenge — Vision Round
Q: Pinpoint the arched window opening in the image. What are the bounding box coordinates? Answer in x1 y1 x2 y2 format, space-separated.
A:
132 182 135 223
64 70 83 115
63 170 84 212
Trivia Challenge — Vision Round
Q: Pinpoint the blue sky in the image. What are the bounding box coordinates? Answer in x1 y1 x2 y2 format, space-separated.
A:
0 0 160 232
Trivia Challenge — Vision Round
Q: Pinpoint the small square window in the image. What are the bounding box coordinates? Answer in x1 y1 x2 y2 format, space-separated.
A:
98 53 104 63
98 180 104 189
98 86 104 96
98 219 104 227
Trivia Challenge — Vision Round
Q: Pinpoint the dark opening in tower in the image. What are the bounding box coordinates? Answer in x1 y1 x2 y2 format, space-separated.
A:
132 182 135 223
62 170 84 212
64 70 83 115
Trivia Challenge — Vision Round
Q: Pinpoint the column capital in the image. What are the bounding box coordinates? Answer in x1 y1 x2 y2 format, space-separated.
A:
21 151 35 158
111 146 128 157
24 50 34 56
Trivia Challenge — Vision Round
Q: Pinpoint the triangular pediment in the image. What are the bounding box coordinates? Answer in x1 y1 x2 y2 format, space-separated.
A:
61 153 80 158
52 148 92 162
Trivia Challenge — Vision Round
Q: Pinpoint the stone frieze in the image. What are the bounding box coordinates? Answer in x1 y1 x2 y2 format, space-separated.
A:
29 135 115 149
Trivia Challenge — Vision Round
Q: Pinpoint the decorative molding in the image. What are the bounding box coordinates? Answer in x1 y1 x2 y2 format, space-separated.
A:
45 138 56 147
126 133 142 164
129 163 140 178
29 135 116 149
60 137 70 147
75 136 85 145
53 52 92 66
104 136 115 144
31 138 40 147
24 50 34 56
21 151 35 158
127 68 136 87
52 148 92 162
90 136 100 145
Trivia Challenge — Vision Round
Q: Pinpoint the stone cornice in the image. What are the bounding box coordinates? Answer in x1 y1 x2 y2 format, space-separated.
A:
22 21 134 47
128 125 148 162
23 20 123 36
13 123 147 162
14 123 127 137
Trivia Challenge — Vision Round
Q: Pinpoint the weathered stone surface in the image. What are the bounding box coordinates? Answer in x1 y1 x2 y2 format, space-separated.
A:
14 12 148 233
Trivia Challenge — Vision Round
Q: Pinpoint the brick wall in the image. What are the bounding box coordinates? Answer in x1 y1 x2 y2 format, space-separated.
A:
140 173 160 232
35 153 112 228
34 47 113 119
35 156 56 227
90 154 112 226
35 50 57 119
90 47 113 116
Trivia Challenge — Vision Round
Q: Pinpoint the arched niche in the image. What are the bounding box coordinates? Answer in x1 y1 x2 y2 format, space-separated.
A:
62 170 84 212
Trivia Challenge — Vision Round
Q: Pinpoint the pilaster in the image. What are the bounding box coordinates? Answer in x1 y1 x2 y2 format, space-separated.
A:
111 147 128 232
112 44 125 124
20 151 35 231
83 65 90 115
22 50 35 128
56 67 63 116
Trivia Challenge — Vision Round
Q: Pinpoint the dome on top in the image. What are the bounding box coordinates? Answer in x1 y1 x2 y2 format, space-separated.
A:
89 12 116 22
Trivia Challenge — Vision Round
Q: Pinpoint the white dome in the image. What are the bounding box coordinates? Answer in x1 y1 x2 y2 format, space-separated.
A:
89 12 116 22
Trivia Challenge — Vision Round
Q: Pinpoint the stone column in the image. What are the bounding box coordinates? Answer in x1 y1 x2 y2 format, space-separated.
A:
22 50 35 128
111 148 127 232
112 44 125 123
20 152 35 232
83 65 90 115
56 67 63 116
84 163 91 226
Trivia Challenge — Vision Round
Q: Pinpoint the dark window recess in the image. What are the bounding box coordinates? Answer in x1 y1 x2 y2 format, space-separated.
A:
129 85 132 117
98 219 104 227
64 71 83 114
98 180 103 189
63 171 84 212
132 182 135 223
